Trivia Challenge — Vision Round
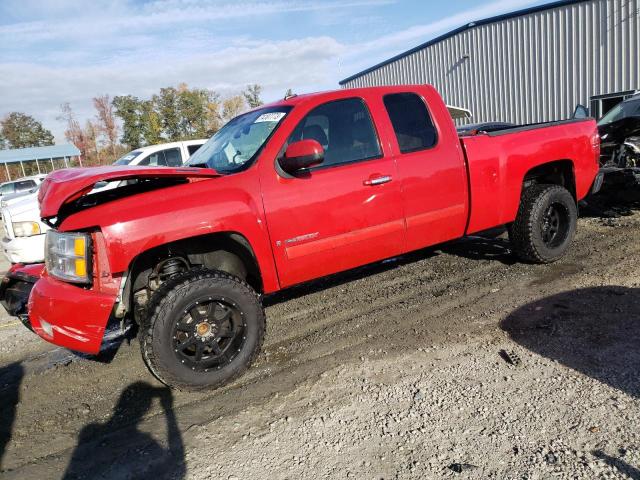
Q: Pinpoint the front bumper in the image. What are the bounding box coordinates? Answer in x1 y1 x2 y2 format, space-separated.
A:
0 268 39 329
2 234 46 264
28 275 118 354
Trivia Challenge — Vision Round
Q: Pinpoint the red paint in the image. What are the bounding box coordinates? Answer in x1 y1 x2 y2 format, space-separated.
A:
14 85 598 354
39 165 220 218
285 139 321 158
28 274 117 354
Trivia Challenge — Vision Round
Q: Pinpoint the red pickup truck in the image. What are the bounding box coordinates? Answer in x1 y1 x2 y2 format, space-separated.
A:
0 85 600 389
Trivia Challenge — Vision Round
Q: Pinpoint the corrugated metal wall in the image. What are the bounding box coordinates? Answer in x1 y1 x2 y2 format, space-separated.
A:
341 0 640 124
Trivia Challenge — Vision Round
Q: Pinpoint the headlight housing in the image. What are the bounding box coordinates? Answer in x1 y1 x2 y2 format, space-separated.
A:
45 231 91 283
13 221 41 238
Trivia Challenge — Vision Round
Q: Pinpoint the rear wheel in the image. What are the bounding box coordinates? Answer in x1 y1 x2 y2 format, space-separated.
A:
140 269 265 390
508 184 577 263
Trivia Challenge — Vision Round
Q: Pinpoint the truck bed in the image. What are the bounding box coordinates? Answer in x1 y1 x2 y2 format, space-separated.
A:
459 118 599 235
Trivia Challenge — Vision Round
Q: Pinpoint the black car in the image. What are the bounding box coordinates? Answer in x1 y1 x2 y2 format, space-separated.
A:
597 94 640 175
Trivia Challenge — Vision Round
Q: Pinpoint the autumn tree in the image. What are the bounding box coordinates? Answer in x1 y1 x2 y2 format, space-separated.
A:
111 84 260 149
222 95 247 123
84 120 99 159
140 100 163 146
0 112 54 149
58 103 87 155
93 94 118 155
243 84 263 109
205 95 223 135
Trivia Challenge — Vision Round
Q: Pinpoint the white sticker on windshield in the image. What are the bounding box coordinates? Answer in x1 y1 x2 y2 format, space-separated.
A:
254 112 285 123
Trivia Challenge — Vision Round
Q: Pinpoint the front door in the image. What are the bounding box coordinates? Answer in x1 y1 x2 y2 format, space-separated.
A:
260 97 405 288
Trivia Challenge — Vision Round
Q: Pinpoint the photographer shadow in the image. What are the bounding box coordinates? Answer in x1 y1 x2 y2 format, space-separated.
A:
0 362 23 472
62 381 185 480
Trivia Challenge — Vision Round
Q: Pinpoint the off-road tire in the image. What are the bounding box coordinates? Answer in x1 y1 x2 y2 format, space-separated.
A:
508 184 577 264
140 268 265 391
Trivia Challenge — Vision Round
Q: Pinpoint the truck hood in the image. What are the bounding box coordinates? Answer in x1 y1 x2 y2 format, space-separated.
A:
5 195 39 218
38 166 220 219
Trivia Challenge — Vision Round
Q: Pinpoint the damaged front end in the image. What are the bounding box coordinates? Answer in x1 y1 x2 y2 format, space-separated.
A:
0 263 45 330
2 165 221 352
597 94 640 187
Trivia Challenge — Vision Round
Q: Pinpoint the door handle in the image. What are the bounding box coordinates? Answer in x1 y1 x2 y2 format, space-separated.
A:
363 175 392 186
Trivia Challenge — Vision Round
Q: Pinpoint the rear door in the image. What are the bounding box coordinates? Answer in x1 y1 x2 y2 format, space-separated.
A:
260 96 405 288
382 90 469 251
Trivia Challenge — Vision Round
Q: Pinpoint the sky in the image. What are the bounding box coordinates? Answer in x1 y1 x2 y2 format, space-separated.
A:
0 0 553 141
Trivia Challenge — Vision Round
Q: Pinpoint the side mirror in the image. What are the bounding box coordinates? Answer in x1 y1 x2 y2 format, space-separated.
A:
572 104 589 119
279 140 324 174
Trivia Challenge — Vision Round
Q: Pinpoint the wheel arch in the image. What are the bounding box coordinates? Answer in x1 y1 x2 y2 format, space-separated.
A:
120 231 264 319
522 159 577 201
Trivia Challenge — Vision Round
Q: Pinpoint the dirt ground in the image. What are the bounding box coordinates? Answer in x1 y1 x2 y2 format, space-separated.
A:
0 192 639 480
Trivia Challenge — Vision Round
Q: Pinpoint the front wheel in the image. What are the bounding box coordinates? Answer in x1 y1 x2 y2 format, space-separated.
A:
140 269 265 390
508 184 577 264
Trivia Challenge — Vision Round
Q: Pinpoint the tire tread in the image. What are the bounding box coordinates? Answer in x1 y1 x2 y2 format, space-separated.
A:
508 184 576 264
139 268 265 391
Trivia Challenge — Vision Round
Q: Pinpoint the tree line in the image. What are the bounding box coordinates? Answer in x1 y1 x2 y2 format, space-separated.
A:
0 83 266 167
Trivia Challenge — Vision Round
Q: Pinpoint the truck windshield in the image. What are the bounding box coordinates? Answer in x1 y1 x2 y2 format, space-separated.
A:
113 150 143 165
186 106 292 173
598 98 640 125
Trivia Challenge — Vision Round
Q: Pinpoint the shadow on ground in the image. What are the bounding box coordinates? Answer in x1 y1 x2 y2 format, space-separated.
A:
502 286 640 478
501 286 640 398
264 247 438 306
593 450 640 480
62 381 185 480
0 362 23 471
580 184 640 219
439 233 516 265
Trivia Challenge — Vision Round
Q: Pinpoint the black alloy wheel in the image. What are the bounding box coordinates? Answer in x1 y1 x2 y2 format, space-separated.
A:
173 297 245 372
540 203 570 248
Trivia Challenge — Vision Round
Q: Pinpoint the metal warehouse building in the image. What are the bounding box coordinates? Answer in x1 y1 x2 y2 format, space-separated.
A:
340 0 639 124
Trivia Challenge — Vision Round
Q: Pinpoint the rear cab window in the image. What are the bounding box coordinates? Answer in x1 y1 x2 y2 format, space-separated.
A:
163 148 182 166
383 93 437 153
287 98 381 168
187 144 202 156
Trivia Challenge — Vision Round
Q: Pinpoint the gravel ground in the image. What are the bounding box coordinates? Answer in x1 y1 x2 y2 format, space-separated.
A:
0 191 639 479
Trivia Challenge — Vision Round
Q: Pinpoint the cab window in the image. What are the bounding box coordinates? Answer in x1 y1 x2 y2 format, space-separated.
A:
383 93 437 153
288 98 381 168
187 144 202 156
16 180 36 191
163 148 182 166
